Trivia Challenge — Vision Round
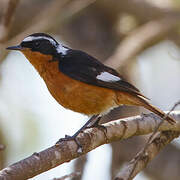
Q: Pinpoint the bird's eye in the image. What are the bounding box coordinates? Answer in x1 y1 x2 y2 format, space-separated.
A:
34 41 40 47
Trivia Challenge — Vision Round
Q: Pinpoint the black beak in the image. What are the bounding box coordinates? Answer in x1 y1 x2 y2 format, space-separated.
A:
6 45 23 51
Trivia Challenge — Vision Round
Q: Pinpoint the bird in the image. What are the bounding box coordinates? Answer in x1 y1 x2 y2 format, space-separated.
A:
7 33 175 146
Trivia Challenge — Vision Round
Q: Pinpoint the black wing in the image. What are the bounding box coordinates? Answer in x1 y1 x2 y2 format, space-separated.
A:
58 50 147 98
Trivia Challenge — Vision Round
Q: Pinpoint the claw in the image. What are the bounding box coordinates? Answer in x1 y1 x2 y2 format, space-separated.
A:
141 112 159 121
55 115 101 152
56 135 83 153
91 123 107 133
89 121 108 143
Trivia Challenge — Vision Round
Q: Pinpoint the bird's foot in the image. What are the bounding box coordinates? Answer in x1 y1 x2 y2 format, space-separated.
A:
56 134 83 153
88 121 108 142
90 123 107 133
141 112 154 118
141 112 161 119
141 112 159 122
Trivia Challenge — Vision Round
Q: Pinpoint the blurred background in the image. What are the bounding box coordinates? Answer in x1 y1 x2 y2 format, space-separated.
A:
0 0 180 179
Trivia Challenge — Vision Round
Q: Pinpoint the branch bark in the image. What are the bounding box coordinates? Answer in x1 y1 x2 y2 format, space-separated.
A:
0 111 179 180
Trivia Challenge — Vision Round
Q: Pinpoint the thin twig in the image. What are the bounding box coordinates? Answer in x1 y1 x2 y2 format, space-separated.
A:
52 172 81 180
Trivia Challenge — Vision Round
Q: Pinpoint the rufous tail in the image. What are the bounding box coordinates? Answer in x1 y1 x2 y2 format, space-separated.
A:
139 97 176 124
116 92 176 124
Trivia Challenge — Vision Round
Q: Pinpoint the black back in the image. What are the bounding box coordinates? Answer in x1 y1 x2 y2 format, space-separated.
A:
59 50 147 98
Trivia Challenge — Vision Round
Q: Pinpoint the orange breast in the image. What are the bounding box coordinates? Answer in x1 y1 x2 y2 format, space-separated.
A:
22 50 119 115
45 71 119 115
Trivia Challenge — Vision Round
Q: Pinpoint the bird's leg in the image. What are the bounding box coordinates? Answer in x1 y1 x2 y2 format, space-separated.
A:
87 116 108 143
141 112 159 121
56 115 99 150
87 116 107 133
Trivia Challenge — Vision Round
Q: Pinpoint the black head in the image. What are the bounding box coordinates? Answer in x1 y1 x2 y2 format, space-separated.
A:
7 33 69 56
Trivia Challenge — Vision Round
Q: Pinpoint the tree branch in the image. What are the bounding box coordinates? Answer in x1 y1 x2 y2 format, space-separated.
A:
114 130 180 180
114 101 180 180
0 111 179 180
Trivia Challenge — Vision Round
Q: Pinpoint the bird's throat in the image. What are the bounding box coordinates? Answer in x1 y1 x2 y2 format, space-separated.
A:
21 49 58 77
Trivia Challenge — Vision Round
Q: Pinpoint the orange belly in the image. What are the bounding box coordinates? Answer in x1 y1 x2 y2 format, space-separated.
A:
44 70 119 115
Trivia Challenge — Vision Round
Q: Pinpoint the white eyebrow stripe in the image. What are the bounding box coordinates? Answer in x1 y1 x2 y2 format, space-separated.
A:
23 36 57 45
96 72 121 82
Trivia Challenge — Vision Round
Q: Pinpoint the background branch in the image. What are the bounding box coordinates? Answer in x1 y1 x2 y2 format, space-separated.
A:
52 172 81 180
0 0 20 42
0 0 96 62
114 131 180 180
105 14 180 69
0 111 179 180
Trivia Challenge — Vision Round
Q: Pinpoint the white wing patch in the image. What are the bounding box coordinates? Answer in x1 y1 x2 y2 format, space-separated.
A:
96 72 121 82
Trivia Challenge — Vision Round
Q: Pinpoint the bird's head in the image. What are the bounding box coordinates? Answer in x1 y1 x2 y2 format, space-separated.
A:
7 33 69 63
